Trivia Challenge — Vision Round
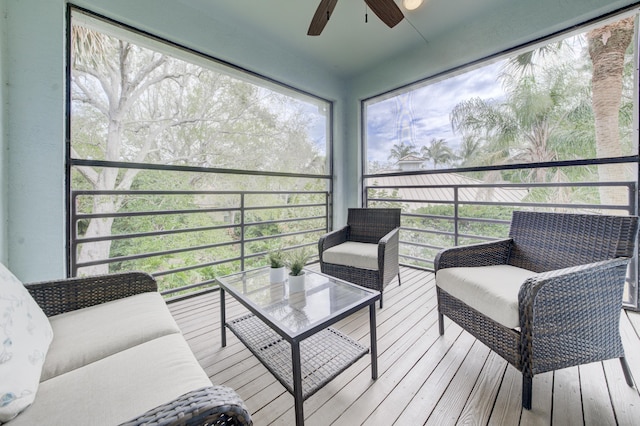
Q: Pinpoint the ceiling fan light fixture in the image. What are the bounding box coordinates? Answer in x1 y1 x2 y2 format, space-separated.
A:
402 0 423 11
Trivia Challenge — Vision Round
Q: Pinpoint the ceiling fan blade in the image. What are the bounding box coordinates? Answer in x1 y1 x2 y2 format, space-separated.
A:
364 0 404 28
307 0 339 36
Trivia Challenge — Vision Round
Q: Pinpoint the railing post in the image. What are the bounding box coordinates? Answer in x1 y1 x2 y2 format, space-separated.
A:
454 187 459 246
628 182 637 215
70 191 78 277
326 192 331 233
240 193 245 272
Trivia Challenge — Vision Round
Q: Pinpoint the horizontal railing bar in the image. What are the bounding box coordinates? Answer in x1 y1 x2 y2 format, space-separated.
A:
71 158 332 180
402 226 456 238
153 256 243 277
76 216 326 245
369 197 627 211
160 279 219 296
400 253 435 264
243 203 325 212
77 226 325 269
73 189 328 196
401 240 444 251
402 213 512 226
76 240 240 268
75 206 235 220
244 215 325 227
244 228 326 244
364 155 638 179
75 204 328 220
75 223 239 244
366 181 635 190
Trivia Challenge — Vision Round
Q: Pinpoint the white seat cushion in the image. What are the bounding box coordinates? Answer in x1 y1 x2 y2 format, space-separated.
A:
9 334 212 426
436 264 537 329
0 263 54 423
323 241 378 270
41 292 181 381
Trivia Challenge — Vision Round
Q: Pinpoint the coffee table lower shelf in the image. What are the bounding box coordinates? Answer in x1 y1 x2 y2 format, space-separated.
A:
227 313 369 400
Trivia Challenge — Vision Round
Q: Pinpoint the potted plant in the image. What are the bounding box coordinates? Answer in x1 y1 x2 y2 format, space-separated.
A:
267 249 287 283
286 249 310 293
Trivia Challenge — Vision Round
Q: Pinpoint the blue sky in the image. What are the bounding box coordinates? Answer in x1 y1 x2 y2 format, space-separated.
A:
365 59 507 168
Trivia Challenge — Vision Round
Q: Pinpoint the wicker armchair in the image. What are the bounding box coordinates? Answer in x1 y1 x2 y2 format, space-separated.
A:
318 208 401 308
25 272 252 426
435 211 638 409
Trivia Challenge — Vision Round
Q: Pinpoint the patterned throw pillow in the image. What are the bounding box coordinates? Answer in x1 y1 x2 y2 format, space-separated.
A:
0 263 53 423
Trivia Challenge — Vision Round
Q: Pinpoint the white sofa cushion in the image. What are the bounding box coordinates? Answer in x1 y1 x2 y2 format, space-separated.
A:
41 292 181 381
8 333 212 426
0 263 54 423
322 241 378 270
436 264 537 329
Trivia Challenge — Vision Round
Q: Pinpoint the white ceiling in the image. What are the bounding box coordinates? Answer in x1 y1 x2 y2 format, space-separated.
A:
177 0 513 78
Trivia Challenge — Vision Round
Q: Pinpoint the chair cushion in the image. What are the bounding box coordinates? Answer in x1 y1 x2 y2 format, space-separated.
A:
436 264 537 329
41 292 181 381
322 241 378 270
0 263 54 423
8 334 212 426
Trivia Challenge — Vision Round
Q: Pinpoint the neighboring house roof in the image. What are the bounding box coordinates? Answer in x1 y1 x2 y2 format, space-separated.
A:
396 155 424 163
367 172 529 211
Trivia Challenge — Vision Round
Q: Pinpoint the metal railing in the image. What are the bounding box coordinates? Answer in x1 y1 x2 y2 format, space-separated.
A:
70 189 330 297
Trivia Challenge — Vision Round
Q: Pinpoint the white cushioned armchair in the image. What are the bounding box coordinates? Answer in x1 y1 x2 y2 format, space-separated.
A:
318 208 401 308
435 211 638 410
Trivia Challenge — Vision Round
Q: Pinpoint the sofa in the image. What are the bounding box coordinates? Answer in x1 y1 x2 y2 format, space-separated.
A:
0 264 252 425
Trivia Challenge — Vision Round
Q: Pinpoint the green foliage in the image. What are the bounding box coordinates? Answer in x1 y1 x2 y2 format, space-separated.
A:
286 249 311 276
267 249 285 268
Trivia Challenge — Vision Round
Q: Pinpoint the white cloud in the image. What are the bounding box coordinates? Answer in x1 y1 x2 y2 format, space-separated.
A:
365 59 508 165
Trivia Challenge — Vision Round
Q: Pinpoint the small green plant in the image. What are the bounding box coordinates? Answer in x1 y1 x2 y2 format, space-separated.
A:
266 249 285 268
286 249 310 276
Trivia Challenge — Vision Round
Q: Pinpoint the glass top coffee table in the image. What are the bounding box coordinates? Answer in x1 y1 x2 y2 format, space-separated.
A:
217 267 380 425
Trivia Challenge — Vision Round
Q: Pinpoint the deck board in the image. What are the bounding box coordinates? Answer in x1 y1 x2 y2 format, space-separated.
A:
168 266 640 425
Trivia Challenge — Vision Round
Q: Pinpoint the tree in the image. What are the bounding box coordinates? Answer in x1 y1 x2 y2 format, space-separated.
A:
388 141 419 161
421 138 455 169
71 24 323 276
587 17 635 209
456 136 483 167
450 58 587 183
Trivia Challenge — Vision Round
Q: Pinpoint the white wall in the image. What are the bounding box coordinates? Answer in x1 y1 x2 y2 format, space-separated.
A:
5 0 66 281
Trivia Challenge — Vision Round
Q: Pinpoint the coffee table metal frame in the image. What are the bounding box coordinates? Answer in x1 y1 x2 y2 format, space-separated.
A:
217 267 380 425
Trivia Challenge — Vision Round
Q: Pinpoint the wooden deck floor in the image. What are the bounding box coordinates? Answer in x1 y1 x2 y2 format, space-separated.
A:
168 266 640 425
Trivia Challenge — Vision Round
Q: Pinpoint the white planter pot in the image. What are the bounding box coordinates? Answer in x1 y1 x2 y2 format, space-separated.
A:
270 266 287 283
288 272 306 293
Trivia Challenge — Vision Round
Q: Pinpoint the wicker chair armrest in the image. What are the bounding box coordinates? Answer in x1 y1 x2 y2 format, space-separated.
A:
119 385 252 426
434 238 513 271
318 226 349 260
378 227 399 273
518 257 631 374
25 271 158 317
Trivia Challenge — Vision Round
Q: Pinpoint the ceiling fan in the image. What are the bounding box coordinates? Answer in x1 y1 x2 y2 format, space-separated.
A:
307 0 404 36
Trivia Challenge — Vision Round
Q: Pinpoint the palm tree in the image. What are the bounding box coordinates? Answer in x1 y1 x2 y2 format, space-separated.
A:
456 136 482 167
587 16 635 209
498 17 635 207
450 59 586 183
421 138 455 169
388 141 419 161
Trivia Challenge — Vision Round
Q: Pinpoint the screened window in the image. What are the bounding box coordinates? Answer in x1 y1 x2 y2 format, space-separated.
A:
68 9 331 292
363 13 639 308
365 14 638 178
